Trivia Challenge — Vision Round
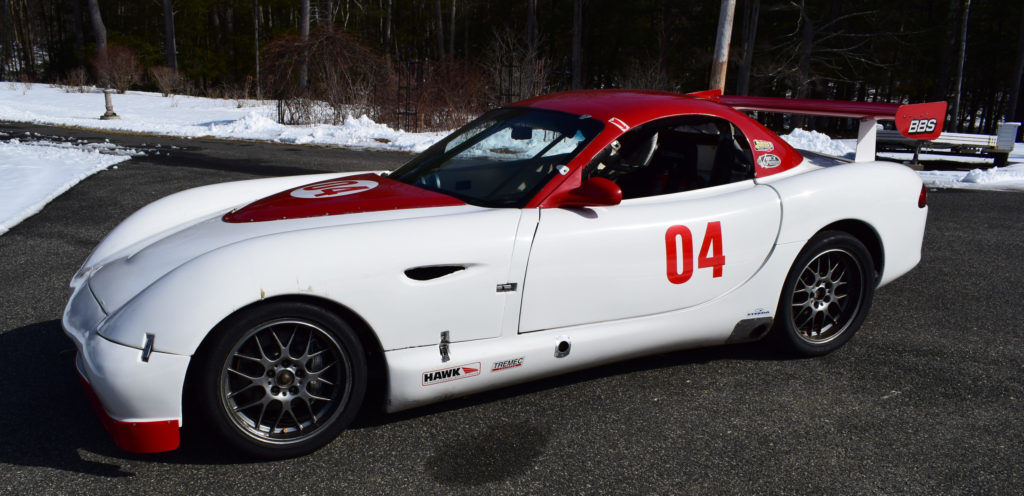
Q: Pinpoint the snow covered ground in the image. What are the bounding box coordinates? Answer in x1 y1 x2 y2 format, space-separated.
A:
0 135 142 234
0 82 1020 236
780 128 1024 192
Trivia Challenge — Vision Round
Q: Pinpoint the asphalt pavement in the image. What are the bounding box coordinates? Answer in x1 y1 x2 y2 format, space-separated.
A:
0 122 1021 494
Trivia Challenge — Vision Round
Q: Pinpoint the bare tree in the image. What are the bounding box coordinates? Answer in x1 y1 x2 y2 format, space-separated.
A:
71 0 84 66
761 2 885 99
950 0 971 132
162 0 177 72
435 0 444 60
1 0 9 80
299 0 310 90
86 0 107 63
1008 6 1024 127
572 0 582 89
488 26 547 103
384 0 392 59
524 0 537 55
736 0 759 96
449 0 457 60
252 0 260 99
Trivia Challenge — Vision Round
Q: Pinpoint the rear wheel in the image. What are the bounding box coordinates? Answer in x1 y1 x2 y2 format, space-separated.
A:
772 231 875 356
198 302 367 458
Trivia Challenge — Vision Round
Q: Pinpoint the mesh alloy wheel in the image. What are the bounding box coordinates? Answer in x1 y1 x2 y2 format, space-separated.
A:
200 302 367 458
219 318 352 445
773 231 875 356
789 248 865 345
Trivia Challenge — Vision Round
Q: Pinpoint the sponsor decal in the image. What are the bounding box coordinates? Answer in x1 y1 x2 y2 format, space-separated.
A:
291 179 378 199
608 117 630 132
756 154 782 168
907 118 937 135
753 139 774 152
491 357 525 372
746 308 770 317
422 362 481 386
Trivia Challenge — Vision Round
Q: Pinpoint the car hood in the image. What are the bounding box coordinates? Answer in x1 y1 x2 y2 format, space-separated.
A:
87 174 473 315
223 173 464 222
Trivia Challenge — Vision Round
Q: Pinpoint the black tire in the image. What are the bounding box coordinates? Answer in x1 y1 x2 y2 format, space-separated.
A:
197 301 367 459
772 231 875 356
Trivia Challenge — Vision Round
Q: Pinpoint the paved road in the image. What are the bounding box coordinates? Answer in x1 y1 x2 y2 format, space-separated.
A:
1 123 1021 494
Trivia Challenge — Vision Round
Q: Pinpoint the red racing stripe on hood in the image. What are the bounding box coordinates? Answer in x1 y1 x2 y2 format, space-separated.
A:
223 173 465 223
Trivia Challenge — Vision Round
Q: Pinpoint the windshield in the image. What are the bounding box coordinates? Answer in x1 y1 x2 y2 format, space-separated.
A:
390 107 604 207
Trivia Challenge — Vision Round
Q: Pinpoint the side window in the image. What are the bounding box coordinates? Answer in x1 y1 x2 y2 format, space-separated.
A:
584 116 754 199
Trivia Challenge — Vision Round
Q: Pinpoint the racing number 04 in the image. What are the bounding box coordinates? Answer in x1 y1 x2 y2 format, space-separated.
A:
665 221 725 284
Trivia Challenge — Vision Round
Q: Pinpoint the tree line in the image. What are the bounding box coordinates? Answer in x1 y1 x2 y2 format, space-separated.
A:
1 0 1022 135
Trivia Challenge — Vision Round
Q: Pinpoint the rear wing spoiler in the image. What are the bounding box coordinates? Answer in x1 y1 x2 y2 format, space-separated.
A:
689 90 948 162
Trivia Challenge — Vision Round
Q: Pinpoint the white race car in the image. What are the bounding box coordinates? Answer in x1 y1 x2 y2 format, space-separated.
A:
63 89 943 458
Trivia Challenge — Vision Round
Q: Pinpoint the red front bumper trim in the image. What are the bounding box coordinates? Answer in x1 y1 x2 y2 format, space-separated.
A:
77 371 180 453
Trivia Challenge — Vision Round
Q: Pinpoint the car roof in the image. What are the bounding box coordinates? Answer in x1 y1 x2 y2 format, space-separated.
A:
510 90 805 182
511 90 728 127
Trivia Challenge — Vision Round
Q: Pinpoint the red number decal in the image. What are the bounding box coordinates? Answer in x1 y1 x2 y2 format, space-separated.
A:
665 221 725 284
697 221 725 278
665 225 694 284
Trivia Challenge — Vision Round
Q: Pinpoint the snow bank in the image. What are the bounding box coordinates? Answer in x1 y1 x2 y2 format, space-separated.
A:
0 83 446 153
917 164 1024 192
781 128 856 159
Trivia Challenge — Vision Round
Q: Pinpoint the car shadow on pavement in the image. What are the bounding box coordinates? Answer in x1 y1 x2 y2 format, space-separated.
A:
0 320 263 476
0 320 138 476
0 319 795 474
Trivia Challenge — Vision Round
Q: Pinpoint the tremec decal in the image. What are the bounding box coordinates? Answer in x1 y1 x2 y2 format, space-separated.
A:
491 357 524 372
422 362 481 386
757 154 782 168
290 179 379 199
665 221 725 284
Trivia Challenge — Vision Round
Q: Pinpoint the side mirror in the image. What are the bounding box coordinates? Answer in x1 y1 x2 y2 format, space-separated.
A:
551 177 622 207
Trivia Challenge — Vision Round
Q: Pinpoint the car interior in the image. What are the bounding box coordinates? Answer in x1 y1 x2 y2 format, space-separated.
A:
584 115 756 199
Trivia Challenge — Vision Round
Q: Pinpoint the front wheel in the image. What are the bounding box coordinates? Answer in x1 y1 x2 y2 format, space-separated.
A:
197 302 367 458
772 231 875 356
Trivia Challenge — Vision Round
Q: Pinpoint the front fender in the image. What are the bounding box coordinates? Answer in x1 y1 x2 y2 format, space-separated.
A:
96 207 522 357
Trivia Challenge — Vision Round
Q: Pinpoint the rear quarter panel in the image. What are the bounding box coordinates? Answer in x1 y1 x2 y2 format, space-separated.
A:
761 161 927 286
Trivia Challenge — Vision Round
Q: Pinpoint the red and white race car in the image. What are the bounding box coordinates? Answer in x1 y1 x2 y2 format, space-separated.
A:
63 89 943 458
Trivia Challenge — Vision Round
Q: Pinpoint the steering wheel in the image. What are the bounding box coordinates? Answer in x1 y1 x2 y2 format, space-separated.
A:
416 172 443 190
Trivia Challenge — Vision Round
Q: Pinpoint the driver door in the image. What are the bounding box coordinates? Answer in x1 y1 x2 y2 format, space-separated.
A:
518 115 782 332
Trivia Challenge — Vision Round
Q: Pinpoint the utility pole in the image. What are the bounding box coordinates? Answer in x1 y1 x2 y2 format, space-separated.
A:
709 0 736 92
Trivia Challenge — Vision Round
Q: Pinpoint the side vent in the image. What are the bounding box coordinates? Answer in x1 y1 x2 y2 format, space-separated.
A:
404 265 466 281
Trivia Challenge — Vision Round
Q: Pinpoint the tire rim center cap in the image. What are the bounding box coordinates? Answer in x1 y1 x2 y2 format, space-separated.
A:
276 369 295 387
